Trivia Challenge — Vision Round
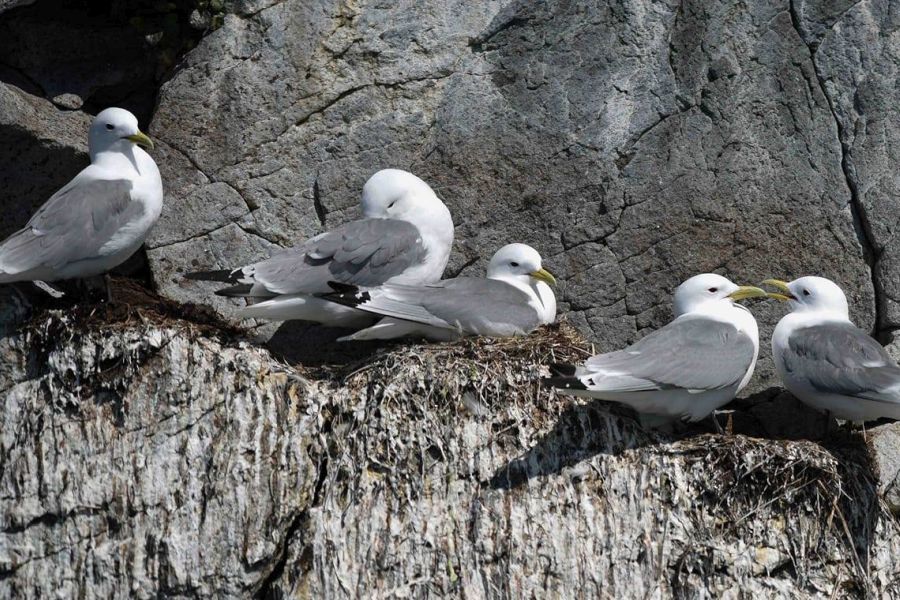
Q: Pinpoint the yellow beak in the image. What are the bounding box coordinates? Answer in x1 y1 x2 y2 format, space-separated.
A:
727 285 768 301
530 267 556 286
125 131 154 149
760 278 795 302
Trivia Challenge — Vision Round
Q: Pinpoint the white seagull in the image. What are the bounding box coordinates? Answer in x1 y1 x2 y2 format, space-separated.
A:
545 273 766 424
765 276 900 421
321 243 557 341
0 108 161 284
186 169 454 328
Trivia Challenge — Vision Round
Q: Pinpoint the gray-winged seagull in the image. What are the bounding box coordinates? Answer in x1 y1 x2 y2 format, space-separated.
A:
321 243 556 341
0 108 161 286
186 169 454 328
764 276 900 422
545 273 766 425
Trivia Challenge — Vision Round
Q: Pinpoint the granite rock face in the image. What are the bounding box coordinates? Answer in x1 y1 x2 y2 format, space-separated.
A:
791 0 900 336
143 0 897 383
1 312 898 598
4 0 900 597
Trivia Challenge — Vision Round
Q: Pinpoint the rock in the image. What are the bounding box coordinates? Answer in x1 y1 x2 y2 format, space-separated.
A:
0 2 159 117
1 312 898 597
4 1 900 595
50 92 83 110
791 0 900 336
0 306 314 598
147 0 879 393
867 422 900 515
189 9 212 31
0 0 33 15
0 83 91 241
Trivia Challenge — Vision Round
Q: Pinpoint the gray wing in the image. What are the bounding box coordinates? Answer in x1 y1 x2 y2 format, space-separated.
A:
353 278 542 336
783 323 900 402
248 218 427 295
0 178 140 274
580 315 756 392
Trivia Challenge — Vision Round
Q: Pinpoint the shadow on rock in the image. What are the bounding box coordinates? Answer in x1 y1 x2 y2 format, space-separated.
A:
487 387 860 492
487 399 663 490
724 386 833 440
266 321 390 369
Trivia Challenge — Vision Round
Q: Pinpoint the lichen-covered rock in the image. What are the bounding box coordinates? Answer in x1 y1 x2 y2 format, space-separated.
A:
1 308 898 597
0 308 315 597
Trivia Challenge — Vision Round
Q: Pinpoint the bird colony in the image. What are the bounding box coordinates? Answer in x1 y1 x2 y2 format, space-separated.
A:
3 108 899 428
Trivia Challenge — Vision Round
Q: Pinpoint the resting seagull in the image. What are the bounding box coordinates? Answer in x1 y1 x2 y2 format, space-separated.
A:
321 243 557 341
0 108 160 287
764 276 900 422
186 169 454 328
544 274 766 424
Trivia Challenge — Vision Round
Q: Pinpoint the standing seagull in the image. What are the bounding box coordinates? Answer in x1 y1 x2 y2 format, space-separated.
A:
0 108 161 286
764 276 900 421
321 243 557 341
186 169 454 328
544 274 766 424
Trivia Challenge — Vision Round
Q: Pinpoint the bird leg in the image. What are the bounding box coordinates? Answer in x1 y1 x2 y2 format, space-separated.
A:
32 280 66 299
710 410 725 435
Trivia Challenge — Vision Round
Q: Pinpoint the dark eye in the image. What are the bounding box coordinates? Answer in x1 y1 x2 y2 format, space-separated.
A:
388 201 396 209
708 287 718 293
802 289 810 296
105 123 114 130
510 261 520 267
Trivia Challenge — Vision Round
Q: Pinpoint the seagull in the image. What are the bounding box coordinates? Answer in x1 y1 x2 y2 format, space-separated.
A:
544 273 766 425
0 107 161 287
764 276 900 422
320 243 556 341
186 169 454 328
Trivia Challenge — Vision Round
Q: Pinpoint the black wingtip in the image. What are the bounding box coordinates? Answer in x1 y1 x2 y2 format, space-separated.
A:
184 269 240 283
549 362 578 377
327 281 360 294
542 376 588 391
214 283 255 297
319 281 370 307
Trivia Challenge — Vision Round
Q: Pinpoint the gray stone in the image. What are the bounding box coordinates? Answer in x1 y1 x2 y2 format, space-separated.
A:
0 311 316 598
1 314 898 597
189 9 212 31
0 0 33 15
5 1 900 595
791 0 900 337
0 2 163 119
868 422 900 515
147 0 879 394
0 82 90 241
